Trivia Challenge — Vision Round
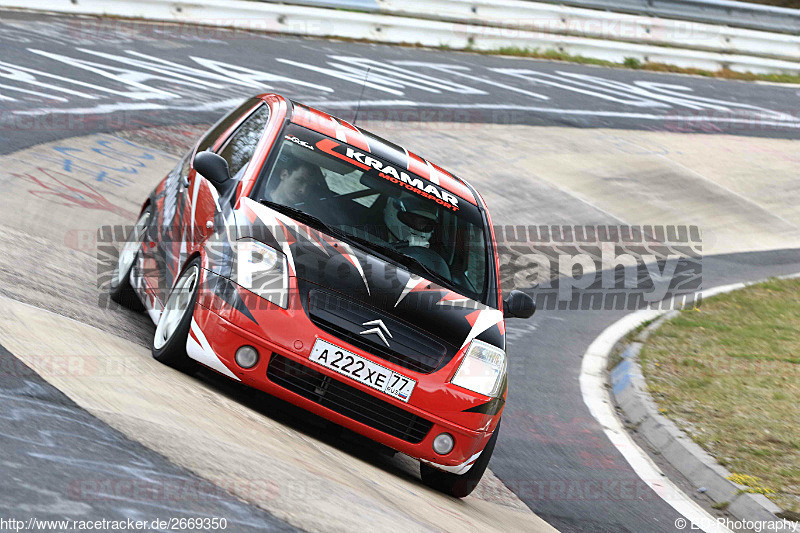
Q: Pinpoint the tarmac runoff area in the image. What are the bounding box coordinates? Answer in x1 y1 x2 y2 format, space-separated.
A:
0 123 798 531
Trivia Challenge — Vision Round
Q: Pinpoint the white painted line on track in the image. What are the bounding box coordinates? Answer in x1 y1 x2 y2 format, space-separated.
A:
578 309 724 531
14 97 800 129
580 271 800 533
310 100 800 129
12 98 246 116
12 98 800 131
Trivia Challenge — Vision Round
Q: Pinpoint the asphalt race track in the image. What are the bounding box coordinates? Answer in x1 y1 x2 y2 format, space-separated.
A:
2 9 800 155
1 8 799 533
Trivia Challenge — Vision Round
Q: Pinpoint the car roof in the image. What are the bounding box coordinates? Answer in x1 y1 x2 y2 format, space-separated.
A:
283 99 479 207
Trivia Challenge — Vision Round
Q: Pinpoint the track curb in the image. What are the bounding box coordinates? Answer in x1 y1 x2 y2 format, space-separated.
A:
608 274 800 533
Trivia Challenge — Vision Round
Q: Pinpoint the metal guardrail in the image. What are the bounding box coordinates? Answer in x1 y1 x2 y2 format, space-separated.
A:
256 0 380 10
375 0 800 62
524 0 800 35
2 0 798 74
259 0 800 35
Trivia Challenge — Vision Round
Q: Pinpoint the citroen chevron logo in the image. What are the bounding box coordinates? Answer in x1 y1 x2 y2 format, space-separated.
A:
359 319 393 347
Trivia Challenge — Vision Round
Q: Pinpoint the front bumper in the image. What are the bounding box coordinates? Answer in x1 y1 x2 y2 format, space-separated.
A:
192 269 500 468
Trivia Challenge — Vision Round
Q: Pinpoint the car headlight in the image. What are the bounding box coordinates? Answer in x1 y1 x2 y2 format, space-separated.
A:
234 238 289 309
451 340 506 397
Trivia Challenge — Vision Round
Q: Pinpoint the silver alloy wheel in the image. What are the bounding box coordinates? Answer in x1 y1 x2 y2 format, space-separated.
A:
153 265 199 350
114 210 151 287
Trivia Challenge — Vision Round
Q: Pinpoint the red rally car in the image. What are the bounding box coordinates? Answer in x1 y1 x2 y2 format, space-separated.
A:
109 93 535 497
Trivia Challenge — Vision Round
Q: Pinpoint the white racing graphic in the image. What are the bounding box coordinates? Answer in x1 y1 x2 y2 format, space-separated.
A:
285 134 313 150
342 146 460 208
186 317 240 381
421 448 483 475
461 307 504 348
309 339 416 402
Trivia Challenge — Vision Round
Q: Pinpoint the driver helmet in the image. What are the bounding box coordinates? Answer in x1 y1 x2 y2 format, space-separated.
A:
384 193 439 248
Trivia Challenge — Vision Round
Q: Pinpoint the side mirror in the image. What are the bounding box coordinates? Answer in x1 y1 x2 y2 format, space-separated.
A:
193 150 230 188
503 290 536 319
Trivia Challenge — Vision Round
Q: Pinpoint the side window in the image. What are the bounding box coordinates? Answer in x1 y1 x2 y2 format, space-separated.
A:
196 97 262 154
465 223 487 291
218 104 271 180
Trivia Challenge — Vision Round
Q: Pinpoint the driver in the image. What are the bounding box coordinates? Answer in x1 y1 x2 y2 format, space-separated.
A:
383 193 439 248
269 158 327 206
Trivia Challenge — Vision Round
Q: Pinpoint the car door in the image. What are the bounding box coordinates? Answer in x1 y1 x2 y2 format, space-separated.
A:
142 97 263 302
182 102 273 274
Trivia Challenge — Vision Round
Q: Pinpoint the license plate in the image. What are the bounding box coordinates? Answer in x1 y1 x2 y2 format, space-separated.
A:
309 339 416 402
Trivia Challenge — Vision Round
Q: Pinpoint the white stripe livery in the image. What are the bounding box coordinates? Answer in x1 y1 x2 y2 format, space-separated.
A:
186 317 240 381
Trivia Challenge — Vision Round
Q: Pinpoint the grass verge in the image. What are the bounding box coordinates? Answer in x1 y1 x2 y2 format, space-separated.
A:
639 277 800 513
743 0 800 8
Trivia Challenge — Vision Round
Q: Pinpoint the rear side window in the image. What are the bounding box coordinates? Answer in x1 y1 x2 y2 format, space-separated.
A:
196 96 262 154
217 105 271 180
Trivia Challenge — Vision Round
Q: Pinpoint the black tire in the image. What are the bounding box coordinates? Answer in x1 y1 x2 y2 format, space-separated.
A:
151 257 201 373
109 207 151 312
420 419 500 498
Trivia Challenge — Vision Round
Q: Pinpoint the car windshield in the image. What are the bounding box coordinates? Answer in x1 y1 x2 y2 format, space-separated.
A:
252 124 490 303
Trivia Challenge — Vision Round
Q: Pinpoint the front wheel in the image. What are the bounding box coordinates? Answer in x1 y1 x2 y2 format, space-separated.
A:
152 258 201 373
420 419 500 498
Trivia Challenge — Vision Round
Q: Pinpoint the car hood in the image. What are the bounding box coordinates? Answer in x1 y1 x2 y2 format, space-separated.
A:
236 199 505 357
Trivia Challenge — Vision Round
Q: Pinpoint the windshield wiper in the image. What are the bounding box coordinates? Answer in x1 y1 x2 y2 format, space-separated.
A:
341 233 460 293
260 200 385 259
258 200 334 233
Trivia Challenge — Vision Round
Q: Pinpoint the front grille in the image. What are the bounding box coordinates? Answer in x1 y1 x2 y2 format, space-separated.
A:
307 290 447 374
267 354 433 444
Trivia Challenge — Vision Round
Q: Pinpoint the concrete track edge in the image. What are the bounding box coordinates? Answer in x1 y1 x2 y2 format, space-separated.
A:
582 272 800 533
